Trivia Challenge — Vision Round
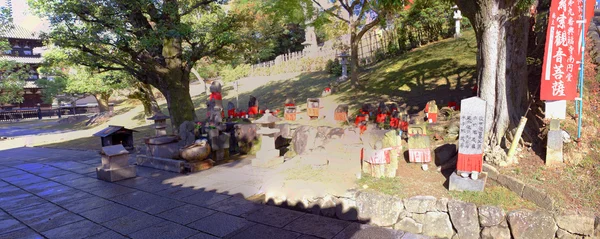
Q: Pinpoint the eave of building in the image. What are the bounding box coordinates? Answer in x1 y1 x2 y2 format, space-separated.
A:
0 55 43 64
0 25 41 41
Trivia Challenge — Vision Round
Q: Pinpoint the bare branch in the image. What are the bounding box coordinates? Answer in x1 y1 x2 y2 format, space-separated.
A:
312 0 350 23
356 17 380 40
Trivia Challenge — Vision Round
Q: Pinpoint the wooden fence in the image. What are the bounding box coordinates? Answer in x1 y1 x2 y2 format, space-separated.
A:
250 29 398 75
0 105 114 122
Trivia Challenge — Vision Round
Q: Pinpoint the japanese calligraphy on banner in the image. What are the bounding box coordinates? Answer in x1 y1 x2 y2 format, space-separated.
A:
540 0 595 100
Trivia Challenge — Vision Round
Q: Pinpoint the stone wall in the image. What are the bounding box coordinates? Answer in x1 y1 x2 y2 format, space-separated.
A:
266 190 600 239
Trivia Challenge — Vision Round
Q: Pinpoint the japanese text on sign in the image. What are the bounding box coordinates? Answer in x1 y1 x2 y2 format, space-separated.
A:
540 0 595 100
459 115 484 152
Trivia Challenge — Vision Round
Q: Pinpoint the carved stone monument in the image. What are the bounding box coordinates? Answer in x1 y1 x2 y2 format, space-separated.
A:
248 95 259 116
307 98 320 119
425 100 438 123
253 127 283 167
147 112 170 136
450 96 488 191
334 104 349 122
284 98 296 121
97 144 136 182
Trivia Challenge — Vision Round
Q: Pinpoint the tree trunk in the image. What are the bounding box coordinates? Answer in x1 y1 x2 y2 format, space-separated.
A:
94 93 110 113
350 34 360 88
137 82 160 117
457 0 531 150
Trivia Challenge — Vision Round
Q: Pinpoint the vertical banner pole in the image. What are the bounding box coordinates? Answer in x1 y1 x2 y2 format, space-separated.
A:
577 0 586 141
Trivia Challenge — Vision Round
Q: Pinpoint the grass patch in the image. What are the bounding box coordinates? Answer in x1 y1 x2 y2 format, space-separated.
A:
357 175 404 198
450 186 538 211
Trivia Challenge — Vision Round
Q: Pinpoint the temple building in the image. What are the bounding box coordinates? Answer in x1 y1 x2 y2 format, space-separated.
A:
0 24 48 109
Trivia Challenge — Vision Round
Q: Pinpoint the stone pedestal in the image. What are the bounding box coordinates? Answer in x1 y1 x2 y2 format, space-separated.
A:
449 172 487 192
136 155 185 173
546 119 563 166
253 128 283 168
145 135 180 159
97 144 136 182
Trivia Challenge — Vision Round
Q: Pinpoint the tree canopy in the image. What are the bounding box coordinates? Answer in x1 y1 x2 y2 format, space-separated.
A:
29 0 245 129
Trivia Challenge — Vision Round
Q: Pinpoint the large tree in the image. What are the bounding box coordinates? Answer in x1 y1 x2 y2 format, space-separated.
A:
29 0 243 131
454 0 534 158
311 0 404 88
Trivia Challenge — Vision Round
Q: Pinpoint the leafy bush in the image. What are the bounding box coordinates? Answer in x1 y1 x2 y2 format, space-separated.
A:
326 59 342 76
221 64 251 83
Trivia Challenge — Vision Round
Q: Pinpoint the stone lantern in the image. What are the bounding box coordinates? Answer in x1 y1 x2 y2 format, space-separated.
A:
147 112 170 136
337 52 350 82
452 5 462 38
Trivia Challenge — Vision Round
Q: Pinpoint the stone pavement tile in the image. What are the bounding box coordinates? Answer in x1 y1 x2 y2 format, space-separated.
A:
0 169 25 179
207 196 265 216
81 159 101 165
57 195 115 213
0 218 27 234
284 214 351 239
21 180 62 193
35 169 71 179
154 186 200 200
157 204 216 225
13 163 47 172
10 202 84 232
136 167 181 181
243 206 305 228
115 177 173 193
41 220 108 239
45 189 92 204
86 184 138 198
84 230 128 239
180 190 231 207
225 184 262 198
48 161 90 171
84 172 97 178
69 166 98 175
0 227 44 239
3 174 47 187
188 212 255 238
80 204 137 223
0 180 8 187
230 224 301 239
0 193 48 212
34 185 73 198
110 191 184 214
332 223 405 239
186 232 220 239
297 236 320 239
102 211 165 235
49 172 86 182
60 177 110 190
0 210 10 220
128 221 198 239
400 232 431 239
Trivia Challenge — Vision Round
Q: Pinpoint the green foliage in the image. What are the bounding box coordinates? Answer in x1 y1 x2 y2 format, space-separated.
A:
325 59 342 76
0 61 28 104
221 64 251 83
392 0 453 50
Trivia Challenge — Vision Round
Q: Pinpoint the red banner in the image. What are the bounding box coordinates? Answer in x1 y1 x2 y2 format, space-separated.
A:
540 0 595 100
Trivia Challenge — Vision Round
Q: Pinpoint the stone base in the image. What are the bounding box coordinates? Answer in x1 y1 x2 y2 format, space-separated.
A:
256 149 279 159
449 172 487 192
185 160 214 172
96 165 136 182
546 130 563 166
136 155 185 173
252 156 283 168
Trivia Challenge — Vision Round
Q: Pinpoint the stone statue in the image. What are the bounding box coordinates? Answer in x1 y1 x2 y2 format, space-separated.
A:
178 121 196 148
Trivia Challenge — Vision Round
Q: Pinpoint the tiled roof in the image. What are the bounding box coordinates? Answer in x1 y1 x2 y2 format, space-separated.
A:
0 25 40 40
24 81 39 89
0 55 43 64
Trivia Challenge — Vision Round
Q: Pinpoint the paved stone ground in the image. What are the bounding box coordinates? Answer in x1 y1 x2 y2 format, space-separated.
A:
0 147 429 239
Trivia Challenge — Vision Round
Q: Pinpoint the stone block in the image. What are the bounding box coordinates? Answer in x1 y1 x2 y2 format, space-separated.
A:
522 185 554 211
545 101 567 119
496 174 524 196
394 217 423 234
448 200 480 239
355 190 404 227
252 156 283 168
507 210 557 239
555 214 595 236
478 205 506 227
146 142 180 159
449 172 487 192
96 165 136 182
419 212 454 239
481 224 511 239
482 163 499 180
403 196 437 213
100 154 129 170
136 155 184 173
546 130 563 166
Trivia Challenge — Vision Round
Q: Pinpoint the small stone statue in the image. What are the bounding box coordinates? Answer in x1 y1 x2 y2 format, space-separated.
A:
178 121 196 148
248 95 259 116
